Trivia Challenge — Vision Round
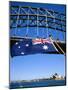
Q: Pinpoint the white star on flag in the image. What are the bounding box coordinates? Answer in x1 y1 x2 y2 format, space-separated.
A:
18 46 21 48
21 52 25 55
43 45 48 50
26 44 29 47
15 42 18 45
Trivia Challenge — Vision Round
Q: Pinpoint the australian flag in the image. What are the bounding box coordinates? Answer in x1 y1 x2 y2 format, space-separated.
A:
11 38 58 57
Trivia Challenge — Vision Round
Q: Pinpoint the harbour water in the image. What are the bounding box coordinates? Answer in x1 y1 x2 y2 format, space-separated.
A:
10 80 66 89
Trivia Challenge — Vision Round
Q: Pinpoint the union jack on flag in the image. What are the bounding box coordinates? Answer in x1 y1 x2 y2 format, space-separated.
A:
32 38 52 45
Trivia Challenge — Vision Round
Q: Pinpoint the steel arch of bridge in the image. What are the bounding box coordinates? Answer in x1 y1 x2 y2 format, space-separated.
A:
10 5 66 41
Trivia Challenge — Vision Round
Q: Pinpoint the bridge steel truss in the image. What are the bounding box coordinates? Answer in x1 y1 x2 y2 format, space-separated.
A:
10 5 66 38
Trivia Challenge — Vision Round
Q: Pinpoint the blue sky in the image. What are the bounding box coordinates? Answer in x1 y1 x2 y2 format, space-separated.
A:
10 54 65 81
10 2 66 81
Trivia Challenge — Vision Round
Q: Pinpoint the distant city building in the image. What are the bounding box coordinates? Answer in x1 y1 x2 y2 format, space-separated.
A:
50 73 64 80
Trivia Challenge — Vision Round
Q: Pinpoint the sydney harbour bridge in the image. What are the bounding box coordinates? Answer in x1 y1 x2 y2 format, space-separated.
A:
10 5 66 55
